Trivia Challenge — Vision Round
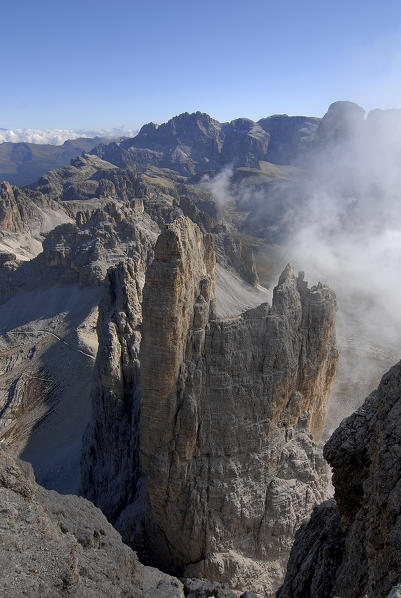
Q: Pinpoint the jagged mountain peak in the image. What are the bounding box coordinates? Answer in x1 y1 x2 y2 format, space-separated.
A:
316 100 366 145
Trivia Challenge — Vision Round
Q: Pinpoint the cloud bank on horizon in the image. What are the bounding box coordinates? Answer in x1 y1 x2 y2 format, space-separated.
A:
0 127 138 145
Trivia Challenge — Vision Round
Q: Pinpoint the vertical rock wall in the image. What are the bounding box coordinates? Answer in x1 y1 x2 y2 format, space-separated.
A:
81 259 143 520
81 216 338 596
278 361 401 598
138 218 337 595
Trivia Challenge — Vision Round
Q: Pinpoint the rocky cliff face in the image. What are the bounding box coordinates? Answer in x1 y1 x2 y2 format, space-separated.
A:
257 115 320 164
315 101 366 147
0 443 194 597
92 112 271 175
91 111 326 175
0 151 263 497
81 216 338 596
82 259 144 519
278 360 401 598
0 180 71 259
0 443 144 597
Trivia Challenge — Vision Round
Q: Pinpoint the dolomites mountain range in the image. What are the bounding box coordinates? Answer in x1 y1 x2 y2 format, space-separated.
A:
81 217 337 595
0 100 401 596
0 152 263 492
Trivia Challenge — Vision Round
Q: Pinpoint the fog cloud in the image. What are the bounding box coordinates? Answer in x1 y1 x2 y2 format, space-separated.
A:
279 105 401 430
205 103 401 432
0 127 138 145
201 166 234 212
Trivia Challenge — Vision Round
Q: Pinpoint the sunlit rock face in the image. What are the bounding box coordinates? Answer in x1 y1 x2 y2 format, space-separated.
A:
82 216 337 596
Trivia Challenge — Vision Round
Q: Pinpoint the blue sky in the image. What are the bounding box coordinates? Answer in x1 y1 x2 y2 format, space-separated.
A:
2 0 401 129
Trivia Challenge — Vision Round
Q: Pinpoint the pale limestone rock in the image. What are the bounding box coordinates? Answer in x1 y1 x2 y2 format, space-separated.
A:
142 567 184 597
82 216 337 596
0 444 143 598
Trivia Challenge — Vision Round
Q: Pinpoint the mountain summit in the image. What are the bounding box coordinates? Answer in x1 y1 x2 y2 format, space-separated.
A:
91 111 319 174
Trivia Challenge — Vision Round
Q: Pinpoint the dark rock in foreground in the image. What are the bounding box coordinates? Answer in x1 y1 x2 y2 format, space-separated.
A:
277 499 344 598
0 443 142 596
0 443 187 597
278 360 401 598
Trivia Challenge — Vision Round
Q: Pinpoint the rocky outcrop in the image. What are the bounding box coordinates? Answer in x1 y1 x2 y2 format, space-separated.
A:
0 442 191 597
0 181 25 232
278 360 401 598
0 443 144 597
81 216 337 596
81 259 144 519
0 198 158 304
32 200 157 287
0 181 71 235
277 499 344 598
137 226 336 595
315 101 366 147
326 361 401 598
257 115 320 164
92 112 271 175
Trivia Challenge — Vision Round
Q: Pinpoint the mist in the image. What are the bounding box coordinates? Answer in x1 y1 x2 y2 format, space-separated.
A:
0 127 138 145
208 102 401 432
201 166 235 214
286 104 401 432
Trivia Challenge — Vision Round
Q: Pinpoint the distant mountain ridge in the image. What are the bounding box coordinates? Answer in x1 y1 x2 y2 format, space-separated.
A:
91 111 320 175
4 102 401 187
0 137 105 186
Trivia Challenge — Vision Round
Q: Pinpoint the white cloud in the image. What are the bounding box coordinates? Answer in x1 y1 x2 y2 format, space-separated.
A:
0 127 137 145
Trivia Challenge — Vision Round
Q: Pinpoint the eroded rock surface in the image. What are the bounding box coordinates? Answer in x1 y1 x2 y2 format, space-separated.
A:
278 360 401 598
92 112 271 175
0 181 72 261
81 216 337 596
0 153 262 496
0 443 143 597
81 259 144 519
277 499 344 598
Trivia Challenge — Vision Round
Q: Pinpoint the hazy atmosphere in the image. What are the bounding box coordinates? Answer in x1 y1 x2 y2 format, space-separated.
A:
2 2 401 598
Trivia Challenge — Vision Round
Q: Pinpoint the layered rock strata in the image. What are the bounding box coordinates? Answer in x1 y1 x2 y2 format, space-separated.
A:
81 216 337 596
278 360 401 598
